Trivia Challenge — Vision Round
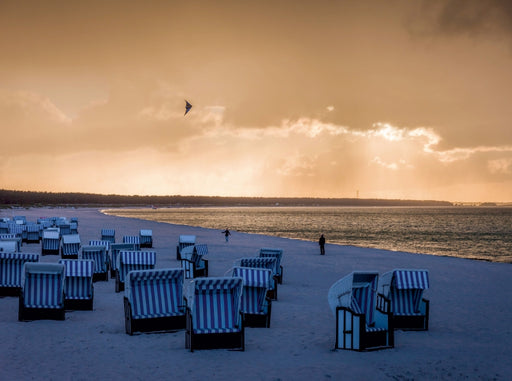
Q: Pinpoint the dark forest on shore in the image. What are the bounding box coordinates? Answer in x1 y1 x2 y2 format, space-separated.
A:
0 189 453 208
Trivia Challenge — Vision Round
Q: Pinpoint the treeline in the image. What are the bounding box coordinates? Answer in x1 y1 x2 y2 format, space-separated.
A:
0 189 453 208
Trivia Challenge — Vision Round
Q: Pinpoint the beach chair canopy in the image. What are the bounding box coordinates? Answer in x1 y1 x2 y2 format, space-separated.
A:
0 252 39 288
21 262 66 308
378 269 429 316
62 234 81 245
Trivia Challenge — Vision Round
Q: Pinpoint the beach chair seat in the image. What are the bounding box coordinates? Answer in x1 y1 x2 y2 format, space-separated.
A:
101 228 116 243
110 242 138 278
328 271 393 351
139 229 153 248
60 234 81 259
122 235 141 250
180 244 209 279
25 223 41 243
18 262 66 321
124 268 186 334
376 269 430 331
176 235 195 260
259 248 284 284
115 251 156 293
238 257 279 300
0 252 39 296
185 277 244 351
42 228 60 255
81 245 109 282
59 259 94 310
232 266 272 328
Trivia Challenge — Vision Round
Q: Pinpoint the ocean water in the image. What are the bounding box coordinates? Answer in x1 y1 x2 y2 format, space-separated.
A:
103 206 512 263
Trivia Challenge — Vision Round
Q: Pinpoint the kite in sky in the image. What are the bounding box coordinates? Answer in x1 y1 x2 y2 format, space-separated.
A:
185 100 193 116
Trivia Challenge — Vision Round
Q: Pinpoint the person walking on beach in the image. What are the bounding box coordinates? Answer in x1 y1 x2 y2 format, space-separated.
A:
222 228 231 242
319 234 326 255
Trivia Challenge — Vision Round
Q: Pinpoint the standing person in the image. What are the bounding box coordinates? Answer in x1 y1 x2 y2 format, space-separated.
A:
222 228 231 242
319 234 326 255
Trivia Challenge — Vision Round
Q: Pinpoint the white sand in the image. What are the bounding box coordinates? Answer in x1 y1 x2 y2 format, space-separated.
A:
1 207 511 380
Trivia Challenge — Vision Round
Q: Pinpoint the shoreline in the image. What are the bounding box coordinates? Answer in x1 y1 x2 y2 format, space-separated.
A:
1 207 511 380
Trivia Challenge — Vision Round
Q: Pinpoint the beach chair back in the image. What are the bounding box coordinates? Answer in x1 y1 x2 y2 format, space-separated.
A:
81 245 108 274
379 269 429 315
21 263 65 309
61 234 81 258
59 259 94 300
122 236 141 250
239 257 278 276
139 229 153 248
232 266 271 315
101 228 116 243
0 252 39 289
118 251 156 282
188 277 243 334
126 268 185 319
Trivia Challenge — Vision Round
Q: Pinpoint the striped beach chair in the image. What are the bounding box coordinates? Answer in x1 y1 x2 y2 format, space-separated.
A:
124 268 186 334
122 235 141 250
181 244 209 279
25 223 41 243
0 238 19 253
115 251 156 293
176 235 195 260
81 245 109 282
185 277 244 351
139 229 153 248
42 228 60 255
110 242 138 278
60 234 81 259
0 252 39 296
377 269 430 331
59 259 94 310
328 271 393 351
232 266 272 328
18 262 66 321
238 257 279 300
259 248 284 284
101 228 116 243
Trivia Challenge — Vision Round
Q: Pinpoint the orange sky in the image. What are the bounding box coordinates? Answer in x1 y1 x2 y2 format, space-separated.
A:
1 0 512 202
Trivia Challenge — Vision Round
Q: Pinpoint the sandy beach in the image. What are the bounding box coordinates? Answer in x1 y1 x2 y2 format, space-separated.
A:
1 207 511 381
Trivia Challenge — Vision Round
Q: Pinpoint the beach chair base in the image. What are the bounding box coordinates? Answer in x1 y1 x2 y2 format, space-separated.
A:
93 272 108 282
18 295 65 321
140 242 153 248
124 298 186 335
41 249 59 256
0 286 21 297
244 312 271 328
65 298 94 311
392 314 429 331
61 254 79 260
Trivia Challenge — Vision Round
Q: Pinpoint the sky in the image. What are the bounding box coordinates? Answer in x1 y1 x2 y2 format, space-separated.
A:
1 0 512 203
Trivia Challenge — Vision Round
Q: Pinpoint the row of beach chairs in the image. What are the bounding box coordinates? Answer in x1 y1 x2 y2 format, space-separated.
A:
327 269 430 351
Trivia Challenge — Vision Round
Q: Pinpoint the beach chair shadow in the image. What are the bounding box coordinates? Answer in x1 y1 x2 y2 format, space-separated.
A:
180 244 209 279
328 271 394 351
231 266 272 328
0 252 39 296
185 277 244 351
18 262 66 321
376 269 430 331
124 268 186 335
115 250 156 293
59 259 94 310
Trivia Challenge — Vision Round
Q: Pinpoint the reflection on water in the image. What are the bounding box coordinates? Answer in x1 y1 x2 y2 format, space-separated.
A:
103 206 512 263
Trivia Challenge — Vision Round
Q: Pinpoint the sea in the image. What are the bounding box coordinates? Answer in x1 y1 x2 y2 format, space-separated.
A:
102 206 512 264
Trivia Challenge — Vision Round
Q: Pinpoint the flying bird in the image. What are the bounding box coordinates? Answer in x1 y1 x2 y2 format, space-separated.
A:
185 100 193 116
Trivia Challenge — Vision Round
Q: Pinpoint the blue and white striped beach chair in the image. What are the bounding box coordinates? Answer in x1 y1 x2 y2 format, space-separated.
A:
124 268 186 334
238 257 279 300
110 242 138 278
18 262 66 321
101 228 116 243
81 245 109 282
232 266 272 328
259 248 284 284
59 259 94 310
139 229 153 248
176 235 196 260
25 223 41 243
42 228 60 255
115 251 156 292
122 235 141 250
60 234 81 259
185 277 244 351
0 238 19 253
0 252 39 296
328 271 393 351
377 269 430 331
181 244 209 279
